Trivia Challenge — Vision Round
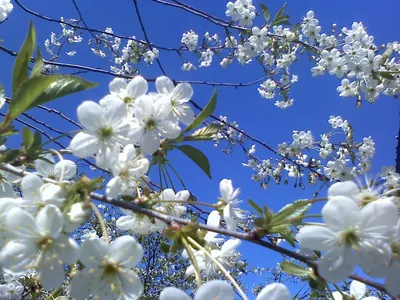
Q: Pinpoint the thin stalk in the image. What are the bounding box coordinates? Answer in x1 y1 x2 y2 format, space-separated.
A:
181 237 202 287
187 236 248 300
91 203 109 244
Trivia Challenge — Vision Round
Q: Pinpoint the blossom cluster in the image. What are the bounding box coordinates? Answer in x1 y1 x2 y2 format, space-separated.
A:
297 180 400 295
0 0 12 23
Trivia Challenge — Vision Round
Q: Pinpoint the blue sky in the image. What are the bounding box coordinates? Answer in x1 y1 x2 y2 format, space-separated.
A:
0 0 399 297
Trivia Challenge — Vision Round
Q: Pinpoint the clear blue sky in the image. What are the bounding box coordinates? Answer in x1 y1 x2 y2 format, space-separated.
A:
0 0 399 297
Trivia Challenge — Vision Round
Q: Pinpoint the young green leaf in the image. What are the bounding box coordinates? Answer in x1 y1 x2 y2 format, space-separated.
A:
259 3 270 22
247 199 263 215
8 75 98 120
27 75 98 109
382 44 393 64
271 199 311 225
12 21 36 95
22 127 34 149
31 46 43 77
184 89 217 133
177 145 212 178
8 75 60 120
184 123 222 141
280 261 311 277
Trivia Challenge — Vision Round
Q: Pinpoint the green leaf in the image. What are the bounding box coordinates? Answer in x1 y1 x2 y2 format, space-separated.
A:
12 21 36 95
8 75 59 120
184 123 222 141
160 242 170 254
22 127 34 149
27 75 98 109
184 89 217 133
247 199 263 215
31 131 42 150
271 15 291 26
382 44 393 64
1 149 20 163
8 75 98 120
278 230 296 247
379 71 395 80
271 3 291 26
31 46 43 77
177 145 211 178
280 261 311 277
259 3 270 22
271 199 311 225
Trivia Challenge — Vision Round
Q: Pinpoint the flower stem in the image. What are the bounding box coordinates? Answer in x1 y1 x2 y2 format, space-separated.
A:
91 203 110 244
187 236 248 300
181 237 202 287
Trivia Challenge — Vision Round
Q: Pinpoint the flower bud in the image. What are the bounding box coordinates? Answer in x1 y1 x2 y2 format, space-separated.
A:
68 202 92 224
40 183 66 207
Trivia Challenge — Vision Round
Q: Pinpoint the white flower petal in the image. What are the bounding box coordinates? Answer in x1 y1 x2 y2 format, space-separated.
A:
116 215 135 231
256 283 291 300
156 76 174 96
173 83 193 103
141 131 160 154
109 78 127 95
221 238 240 254
322 196 360 231
195 280 235 300
360 199 398 235
79 238 108 267
55 234 79 265
297 225 336 251
36 205 64 239
0 240 37 274
174 104 195 125
70 132 99 158
21 174 44 203
160 287 191 300
54 160 77 180
349 280 366 299
175 190 190 201
38 251 65 290
77 101 104 132
34 154 55 177
100 96 128 125
118 269 144 299
6 207 37 238
318 247 356 283
328 181 359 200
109 236 143 268
127 76 148 99
158 120 181 139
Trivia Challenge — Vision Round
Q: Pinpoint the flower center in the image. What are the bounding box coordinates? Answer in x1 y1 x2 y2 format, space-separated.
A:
145 118 157 131
103 262 120 275
97 126 114 141
122 96 134 106
340 229 360 248
36 236 53 250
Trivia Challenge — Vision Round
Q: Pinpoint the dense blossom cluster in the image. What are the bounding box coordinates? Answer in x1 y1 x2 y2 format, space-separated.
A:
297 180 400 295
0 0 12 22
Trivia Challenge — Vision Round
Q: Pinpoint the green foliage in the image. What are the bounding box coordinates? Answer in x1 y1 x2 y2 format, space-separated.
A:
184 89 217 133
6 22 98 123
280 261 311 277
31 46 43 77
12 21 36 95
259 3 270 22
184 123 222 141
177 145 212 178
271 3 291 26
